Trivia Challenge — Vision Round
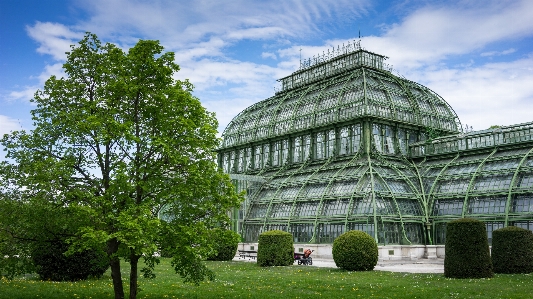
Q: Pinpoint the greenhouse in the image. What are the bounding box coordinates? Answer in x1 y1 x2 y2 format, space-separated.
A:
217 41 533 255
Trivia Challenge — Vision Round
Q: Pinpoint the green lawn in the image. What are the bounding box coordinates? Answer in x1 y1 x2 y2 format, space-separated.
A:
1 259 532 299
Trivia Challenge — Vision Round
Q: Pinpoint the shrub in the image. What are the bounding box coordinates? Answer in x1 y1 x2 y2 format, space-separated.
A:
332 230 378 271
492 226 533 274
257 230 293 267
31 240 109 281
206 228 240 261
444 218 493 278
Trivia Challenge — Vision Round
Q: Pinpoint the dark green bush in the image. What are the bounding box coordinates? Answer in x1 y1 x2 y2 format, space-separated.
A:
257 230 293 267
206 228 240 261
332 230 378 271
492 226 533 274
31 240 109 281
444 218 493 278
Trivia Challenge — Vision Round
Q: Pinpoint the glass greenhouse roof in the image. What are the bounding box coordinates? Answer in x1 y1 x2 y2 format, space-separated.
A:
221 42 461 149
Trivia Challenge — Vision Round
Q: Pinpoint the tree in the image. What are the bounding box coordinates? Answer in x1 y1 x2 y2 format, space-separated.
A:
0 33 242 299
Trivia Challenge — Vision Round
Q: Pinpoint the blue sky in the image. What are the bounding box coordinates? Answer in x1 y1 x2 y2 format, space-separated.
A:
1 0 533 149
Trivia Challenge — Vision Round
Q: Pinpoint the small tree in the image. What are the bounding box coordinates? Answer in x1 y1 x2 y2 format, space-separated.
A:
0 33 242 299
257 230 293 267
492 226 533 274
444 218 493 278
332 230 377 271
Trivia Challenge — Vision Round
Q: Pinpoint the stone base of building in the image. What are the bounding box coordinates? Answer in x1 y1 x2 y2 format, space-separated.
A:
238 243 445 260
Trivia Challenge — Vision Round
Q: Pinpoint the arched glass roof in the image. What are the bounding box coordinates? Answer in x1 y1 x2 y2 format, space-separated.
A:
221 48 461 149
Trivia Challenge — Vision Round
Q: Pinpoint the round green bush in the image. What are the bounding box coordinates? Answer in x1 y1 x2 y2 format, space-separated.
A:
444 218 493 278
31 240 109 281
492 226 533 274
206 228 240 261
332 230 378 271
257 230 293 267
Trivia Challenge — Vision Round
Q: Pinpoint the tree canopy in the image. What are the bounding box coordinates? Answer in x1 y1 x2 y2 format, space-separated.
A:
0 33 242 299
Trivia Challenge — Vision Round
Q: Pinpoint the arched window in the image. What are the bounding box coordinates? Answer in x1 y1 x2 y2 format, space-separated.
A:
315 132 325 159
326 129 335 158
303 135 311 160
262 144 270 167
293 136 302 163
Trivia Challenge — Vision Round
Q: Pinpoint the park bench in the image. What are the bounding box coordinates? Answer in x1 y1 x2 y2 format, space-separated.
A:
237 250 257 260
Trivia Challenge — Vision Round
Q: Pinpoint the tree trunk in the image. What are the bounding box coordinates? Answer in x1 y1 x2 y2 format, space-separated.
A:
129 252 141 299
107 238 125 299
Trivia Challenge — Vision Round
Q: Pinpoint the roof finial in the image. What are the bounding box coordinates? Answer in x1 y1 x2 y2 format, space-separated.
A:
299 47 302 69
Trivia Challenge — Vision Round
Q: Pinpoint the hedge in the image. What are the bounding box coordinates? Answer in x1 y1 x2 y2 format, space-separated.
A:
444 218 493 278
332 230 378 271
257 230 293 267
492 226 533 274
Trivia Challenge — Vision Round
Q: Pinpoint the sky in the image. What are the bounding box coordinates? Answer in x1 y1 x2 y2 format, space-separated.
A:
1 0 533 153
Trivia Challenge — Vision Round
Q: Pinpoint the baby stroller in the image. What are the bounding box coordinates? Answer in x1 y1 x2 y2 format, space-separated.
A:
294 249 313 265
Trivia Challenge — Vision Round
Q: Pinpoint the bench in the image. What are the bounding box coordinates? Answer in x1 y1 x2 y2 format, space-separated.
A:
238 250 257 260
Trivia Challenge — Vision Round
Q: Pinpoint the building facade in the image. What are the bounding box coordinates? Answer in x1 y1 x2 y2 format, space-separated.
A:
217 42 533 250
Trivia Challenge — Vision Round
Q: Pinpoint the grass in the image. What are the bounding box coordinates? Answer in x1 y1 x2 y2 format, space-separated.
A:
1 259 533 299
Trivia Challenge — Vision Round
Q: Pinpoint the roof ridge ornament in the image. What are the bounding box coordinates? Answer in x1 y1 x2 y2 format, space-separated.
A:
279 40 395 92
299 39 364 71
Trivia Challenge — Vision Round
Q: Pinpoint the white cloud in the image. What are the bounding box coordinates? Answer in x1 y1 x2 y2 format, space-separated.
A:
8 63 65 102
481 48 516 57
358 0 533 69
177 59 280 91
176 58 285 132
36 63 66 83
8 87 37 103
74 0 370 50
261 52 277 60
421 55 533 130
226 27 290 41
0 115 22 138
203 97 260 135
26 22 83 61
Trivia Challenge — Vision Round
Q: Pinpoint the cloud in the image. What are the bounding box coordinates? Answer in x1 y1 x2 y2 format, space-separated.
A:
202 97 261 136
177 59 281 92
0 115 22 138
7 63 65 102
261 52 277 60
7 87 37 103
357 0 533 69
420 54 533 130
74 0 370 50
481 48 516 57
26 22 83 61
226 27 290 41
176 58 285 132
